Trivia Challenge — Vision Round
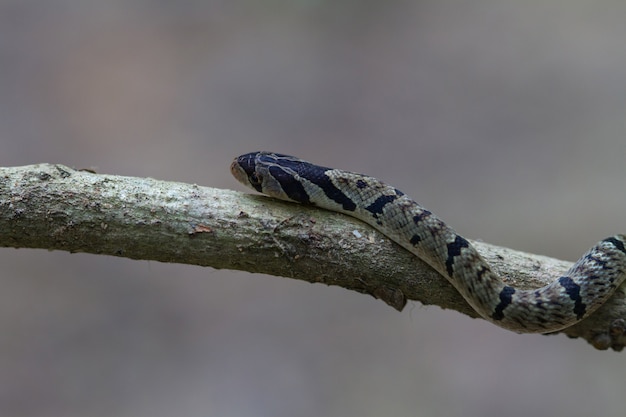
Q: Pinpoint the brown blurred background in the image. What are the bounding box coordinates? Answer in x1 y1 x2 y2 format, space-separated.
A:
1 1 625 416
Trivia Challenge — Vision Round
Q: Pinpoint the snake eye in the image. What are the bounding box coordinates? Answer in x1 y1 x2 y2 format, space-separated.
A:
249 172 262 186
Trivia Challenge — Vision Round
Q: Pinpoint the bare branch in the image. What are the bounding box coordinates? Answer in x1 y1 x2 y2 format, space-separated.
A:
1 163 624 350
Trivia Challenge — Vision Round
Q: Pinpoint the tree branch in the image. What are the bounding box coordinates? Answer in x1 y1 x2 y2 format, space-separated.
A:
1 163 624 351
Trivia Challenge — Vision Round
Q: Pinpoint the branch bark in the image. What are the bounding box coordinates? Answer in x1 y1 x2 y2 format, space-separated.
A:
1 163 624 351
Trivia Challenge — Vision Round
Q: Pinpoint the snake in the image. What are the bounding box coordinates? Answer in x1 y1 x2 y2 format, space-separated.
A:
230 151 626 334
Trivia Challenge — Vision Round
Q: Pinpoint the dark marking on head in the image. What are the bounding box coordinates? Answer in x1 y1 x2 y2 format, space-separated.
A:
253 154 356 210
269 166 311 204
445 235 470 277
409 234 421 246
394 188 405 197
365 194 398 219
603 236 626 255
259 152 331 173
558 276 586 319
492 286 516 321
288 169 356 211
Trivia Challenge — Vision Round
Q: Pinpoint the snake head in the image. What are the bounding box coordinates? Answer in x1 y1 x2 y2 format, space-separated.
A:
231 152 309 203
231 152 265 193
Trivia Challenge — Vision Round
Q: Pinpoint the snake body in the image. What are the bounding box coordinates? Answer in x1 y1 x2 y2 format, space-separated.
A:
231 151 626 334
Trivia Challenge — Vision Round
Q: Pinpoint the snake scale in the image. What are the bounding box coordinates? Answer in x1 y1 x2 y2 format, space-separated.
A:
231 151 626 334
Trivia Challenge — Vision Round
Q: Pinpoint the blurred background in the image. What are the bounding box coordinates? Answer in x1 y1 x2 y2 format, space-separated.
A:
1 1 625 416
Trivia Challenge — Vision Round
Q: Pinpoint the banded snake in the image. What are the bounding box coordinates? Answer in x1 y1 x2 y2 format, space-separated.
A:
231 151 626 334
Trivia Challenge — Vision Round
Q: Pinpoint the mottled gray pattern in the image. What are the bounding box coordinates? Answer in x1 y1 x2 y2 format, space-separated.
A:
232 152 626 333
